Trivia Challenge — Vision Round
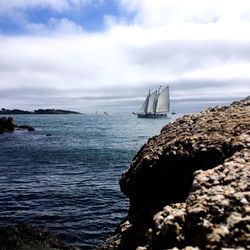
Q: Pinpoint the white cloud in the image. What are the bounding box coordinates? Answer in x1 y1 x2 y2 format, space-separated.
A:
26 18 85 34
120 0 250 26
0 0 250 112
1 28 249 99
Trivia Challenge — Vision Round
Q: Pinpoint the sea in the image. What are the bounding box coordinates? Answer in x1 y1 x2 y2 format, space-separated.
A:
0 99 237 249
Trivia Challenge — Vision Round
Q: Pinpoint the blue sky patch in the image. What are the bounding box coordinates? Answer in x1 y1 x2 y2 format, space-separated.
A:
0 0 136 34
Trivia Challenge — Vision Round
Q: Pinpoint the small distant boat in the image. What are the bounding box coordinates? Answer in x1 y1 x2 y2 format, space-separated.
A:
136 86 170 118
172 110 176 115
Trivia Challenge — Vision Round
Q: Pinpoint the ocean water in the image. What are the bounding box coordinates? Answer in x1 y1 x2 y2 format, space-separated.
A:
0 114 176 249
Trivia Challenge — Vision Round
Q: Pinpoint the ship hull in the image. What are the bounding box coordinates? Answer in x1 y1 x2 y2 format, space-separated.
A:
137 113 167 118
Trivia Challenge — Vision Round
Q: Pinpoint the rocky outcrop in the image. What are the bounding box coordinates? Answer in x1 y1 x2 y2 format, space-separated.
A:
97 96 250 250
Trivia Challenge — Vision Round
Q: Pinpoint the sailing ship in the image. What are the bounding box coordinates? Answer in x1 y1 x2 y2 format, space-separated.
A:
136 86 170 118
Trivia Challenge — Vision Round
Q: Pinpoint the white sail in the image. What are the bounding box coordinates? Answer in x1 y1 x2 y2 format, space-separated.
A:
138 95 149 114
147 91 157 113
156 86 170 113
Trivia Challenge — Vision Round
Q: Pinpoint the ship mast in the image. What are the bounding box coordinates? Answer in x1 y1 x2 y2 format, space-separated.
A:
145 89 151 114
154 85 161 114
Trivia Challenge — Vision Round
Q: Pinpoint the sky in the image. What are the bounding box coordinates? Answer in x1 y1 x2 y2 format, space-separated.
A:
0 0 250 113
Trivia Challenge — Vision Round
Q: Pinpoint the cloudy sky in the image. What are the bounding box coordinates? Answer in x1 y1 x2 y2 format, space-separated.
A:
0 0 250 112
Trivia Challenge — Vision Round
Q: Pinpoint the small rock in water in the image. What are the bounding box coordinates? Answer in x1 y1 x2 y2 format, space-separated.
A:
0 116 15 132
17 125 35 131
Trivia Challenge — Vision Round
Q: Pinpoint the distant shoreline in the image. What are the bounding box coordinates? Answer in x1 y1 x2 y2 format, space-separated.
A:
0 108 81 115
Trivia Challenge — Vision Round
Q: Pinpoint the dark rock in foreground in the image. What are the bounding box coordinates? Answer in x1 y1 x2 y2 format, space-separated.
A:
0 224 79 250
97 96 250 250
0 108 80 115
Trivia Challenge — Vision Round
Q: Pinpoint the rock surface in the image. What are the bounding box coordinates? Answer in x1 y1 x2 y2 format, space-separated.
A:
97 96 250 250
0 224 79 250
146 149 250 250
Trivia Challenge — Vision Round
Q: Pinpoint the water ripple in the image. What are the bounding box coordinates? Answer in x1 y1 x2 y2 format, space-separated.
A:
0 114 170 249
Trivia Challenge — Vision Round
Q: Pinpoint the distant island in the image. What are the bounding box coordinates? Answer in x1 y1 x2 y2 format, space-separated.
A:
0 108 80 115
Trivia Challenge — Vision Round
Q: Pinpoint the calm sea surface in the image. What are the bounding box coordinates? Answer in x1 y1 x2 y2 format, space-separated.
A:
0 113 179 249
